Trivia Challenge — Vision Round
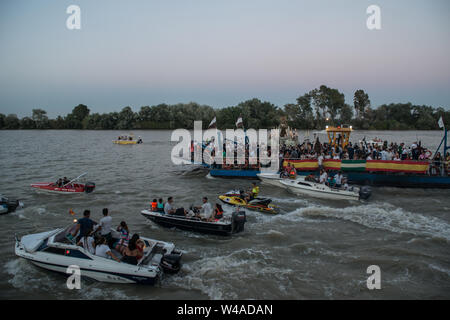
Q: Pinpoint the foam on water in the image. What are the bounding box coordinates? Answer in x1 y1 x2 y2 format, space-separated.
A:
168 248 294 299
278 202 450 241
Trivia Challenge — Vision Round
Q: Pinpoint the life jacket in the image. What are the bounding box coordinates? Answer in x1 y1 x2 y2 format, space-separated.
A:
215 209 223 220
252 186 259 196
289 169 297 178
151 202 157 210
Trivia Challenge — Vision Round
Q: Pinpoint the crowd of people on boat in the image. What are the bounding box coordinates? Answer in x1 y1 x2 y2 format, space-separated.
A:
150 196 225 222
116 135 143 143
280 138 450 175
69 208 145 265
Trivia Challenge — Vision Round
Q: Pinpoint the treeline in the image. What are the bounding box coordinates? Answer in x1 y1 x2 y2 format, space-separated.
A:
0 86 448 130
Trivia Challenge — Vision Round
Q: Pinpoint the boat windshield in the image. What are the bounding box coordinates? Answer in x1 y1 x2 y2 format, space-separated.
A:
54 224 78 244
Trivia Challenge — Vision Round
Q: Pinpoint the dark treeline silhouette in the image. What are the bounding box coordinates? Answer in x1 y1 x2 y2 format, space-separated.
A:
0 86 448 130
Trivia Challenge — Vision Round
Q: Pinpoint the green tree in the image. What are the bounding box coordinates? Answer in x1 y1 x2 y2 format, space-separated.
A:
3 114 20 129
32 109 49 129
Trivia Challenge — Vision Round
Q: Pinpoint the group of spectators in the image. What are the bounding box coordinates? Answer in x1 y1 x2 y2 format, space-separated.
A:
279 138 450 175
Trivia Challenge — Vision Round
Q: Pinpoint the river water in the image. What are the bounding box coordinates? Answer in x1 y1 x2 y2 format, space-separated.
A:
0 130 449 299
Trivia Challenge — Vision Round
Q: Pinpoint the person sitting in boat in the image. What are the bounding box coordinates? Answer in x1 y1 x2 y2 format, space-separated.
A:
289 167 297 179
117 136 121 140
63 177 70 185
194 197 213 221
151 199 158 212
137 136 143 144
165 197 187 216
164 197 176 215
121 234 144 265
319 169 328 184
113 221 130 255
327 175 336 188
77 225 95 254
95 236 121 262
157 198 164 212
214 203 224 221
280 166 289 178
55 178 63 187
334 171 343 188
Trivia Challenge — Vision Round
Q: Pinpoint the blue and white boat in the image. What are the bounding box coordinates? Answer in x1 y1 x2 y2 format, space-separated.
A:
15 223 182 285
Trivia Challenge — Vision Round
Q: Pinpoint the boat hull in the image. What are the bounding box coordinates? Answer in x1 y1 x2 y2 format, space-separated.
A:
281 179 360 201
14 227 180 285
141 210 235 236
212 169 450 188
30 182 94 194
113 140 137 145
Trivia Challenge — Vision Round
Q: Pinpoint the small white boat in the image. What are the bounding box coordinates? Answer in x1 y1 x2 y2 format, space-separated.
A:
280 176 371 201
257 172 286 188
15 223 182 285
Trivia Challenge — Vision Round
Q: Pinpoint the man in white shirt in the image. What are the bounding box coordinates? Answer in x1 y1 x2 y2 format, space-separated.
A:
319 169 328 184
335 171 343 187
97 208 113 247
318 154 324 170
196 197 213 220
164 197 175 214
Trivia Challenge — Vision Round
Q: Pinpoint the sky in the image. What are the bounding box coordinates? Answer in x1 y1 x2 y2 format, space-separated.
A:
0 0 449 117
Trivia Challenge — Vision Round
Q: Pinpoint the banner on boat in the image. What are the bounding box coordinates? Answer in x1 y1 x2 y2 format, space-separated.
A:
283 159 318 171
341 160 366 171
283 159 429 174
323 159 341 170
365 160 429 173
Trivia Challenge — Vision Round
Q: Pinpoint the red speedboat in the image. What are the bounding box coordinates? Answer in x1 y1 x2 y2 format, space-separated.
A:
30 182 95 194
31 173 95 194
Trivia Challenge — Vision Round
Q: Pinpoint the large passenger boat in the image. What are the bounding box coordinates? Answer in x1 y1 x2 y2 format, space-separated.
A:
189 126 450 188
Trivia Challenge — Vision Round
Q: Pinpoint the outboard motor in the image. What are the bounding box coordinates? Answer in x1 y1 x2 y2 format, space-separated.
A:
160 251 182 274
232 210 246 233
84 182 96 194
359 186 372 200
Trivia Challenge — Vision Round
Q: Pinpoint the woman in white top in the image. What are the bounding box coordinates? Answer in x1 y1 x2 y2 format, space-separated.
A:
77 226 95 254
95 237 121 262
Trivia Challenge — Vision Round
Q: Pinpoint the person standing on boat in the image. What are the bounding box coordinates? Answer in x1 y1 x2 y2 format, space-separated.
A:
72 210 95 242
335 171 343 188
319 169 328 184
98 208 113 247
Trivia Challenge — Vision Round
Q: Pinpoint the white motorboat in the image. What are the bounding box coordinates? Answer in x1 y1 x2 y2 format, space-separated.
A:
280 176 371 201
257 172 286 188
15 223 182 285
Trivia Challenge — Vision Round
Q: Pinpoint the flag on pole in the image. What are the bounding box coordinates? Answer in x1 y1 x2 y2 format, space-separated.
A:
208 117 217 129
438 116 445 129
236 116 243 128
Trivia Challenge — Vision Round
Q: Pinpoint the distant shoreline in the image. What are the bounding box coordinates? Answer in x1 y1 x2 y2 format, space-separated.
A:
1 86 448 131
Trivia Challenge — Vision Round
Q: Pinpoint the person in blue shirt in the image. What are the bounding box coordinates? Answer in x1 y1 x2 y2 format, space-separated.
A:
71 210 95 242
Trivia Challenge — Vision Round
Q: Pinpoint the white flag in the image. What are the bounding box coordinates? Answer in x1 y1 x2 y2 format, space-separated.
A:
208 117 217 128
438 116 444 129
236 116 243 128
